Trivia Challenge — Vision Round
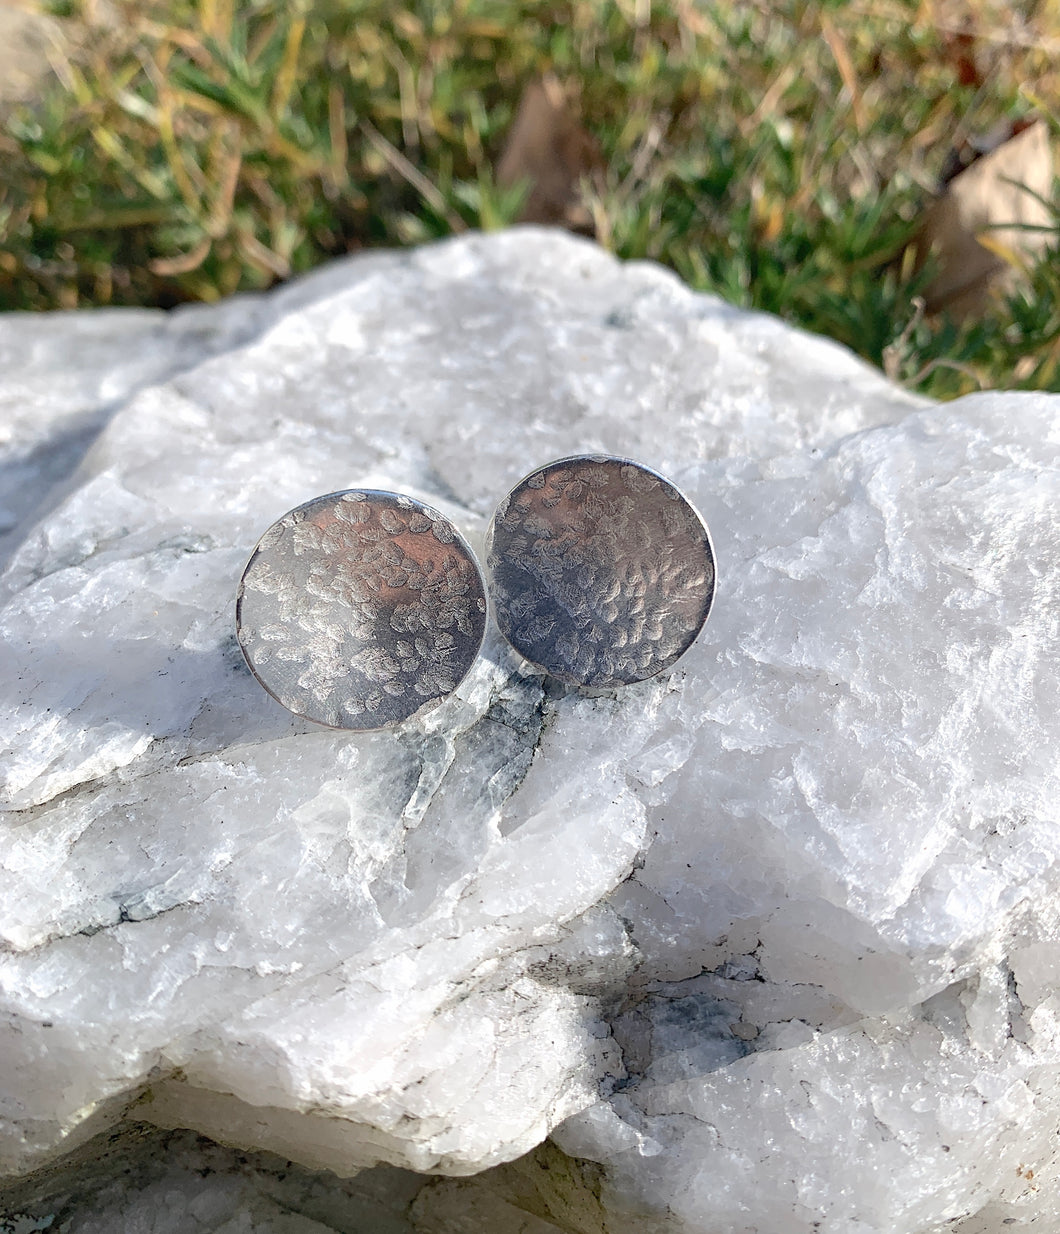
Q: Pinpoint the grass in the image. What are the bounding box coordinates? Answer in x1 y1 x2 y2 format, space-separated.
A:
1 0 1058 399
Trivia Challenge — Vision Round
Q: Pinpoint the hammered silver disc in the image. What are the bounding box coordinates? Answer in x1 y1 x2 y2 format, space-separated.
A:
486 456 716 687
236 491 487 730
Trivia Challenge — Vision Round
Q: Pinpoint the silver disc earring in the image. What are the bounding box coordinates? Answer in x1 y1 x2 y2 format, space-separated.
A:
485 455 716 688
236 490 488 730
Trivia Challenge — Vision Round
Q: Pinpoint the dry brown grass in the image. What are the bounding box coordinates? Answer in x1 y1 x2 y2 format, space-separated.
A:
1 0 1057 396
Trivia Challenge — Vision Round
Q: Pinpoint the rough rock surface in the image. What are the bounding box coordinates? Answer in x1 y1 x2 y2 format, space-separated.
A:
1 229 1058 1233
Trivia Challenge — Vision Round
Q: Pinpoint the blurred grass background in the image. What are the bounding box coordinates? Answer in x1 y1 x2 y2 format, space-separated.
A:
0 0 1058 398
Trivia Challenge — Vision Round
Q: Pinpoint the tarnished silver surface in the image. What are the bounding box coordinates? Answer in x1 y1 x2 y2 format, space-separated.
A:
486 456 715 687
236 491 487 730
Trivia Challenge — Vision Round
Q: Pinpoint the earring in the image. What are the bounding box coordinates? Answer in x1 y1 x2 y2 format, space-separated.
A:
485 455 715 688
236 490 487 730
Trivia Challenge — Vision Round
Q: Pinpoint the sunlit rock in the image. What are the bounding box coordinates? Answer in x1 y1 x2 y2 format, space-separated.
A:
1 229 1057 1234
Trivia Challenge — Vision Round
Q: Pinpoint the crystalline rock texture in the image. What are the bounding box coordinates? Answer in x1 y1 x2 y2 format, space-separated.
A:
0 230 1058 1234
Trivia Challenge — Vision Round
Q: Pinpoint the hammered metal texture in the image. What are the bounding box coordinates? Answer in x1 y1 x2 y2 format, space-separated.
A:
486 456 715 687
236 491 487 730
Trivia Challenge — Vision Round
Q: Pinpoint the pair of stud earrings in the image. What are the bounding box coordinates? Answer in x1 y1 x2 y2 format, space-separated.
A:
235 454 716 731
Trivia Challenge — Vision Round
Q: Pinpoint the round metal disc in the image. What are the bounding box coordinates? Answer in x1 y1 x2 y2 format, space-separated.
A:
236 491 488 730
486 456 716 687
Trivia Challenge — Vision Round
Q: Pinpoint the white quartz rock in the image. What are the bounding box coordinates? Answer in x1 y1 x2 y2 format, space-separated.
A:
0 1124 578 1234
1 229 1058 1234
0 247 432 574
0 301 252 571
0 1126 427 1233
